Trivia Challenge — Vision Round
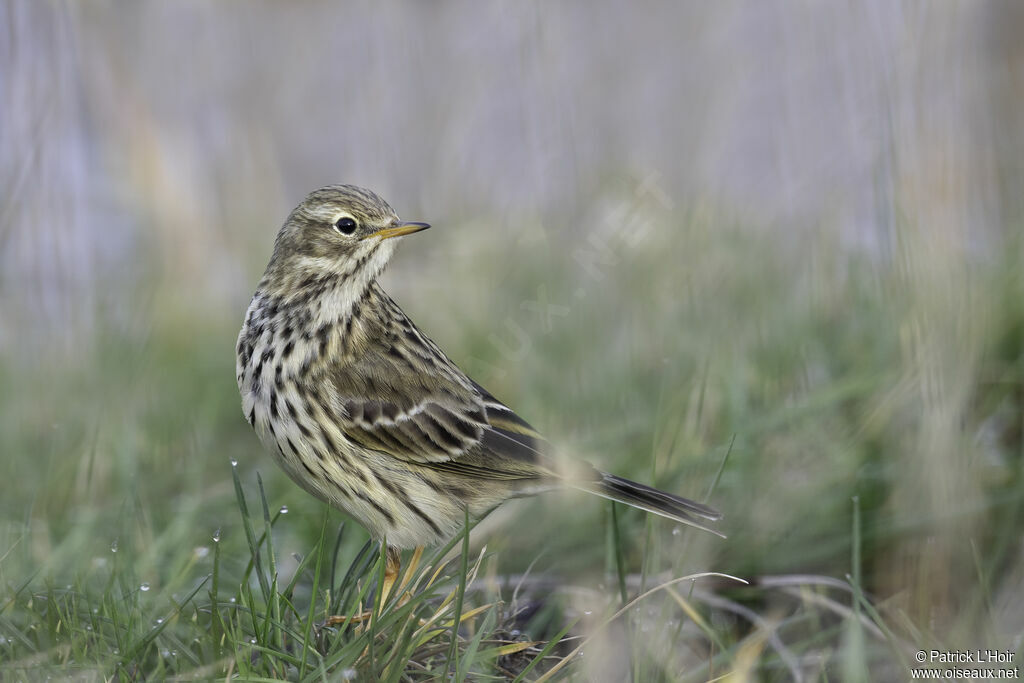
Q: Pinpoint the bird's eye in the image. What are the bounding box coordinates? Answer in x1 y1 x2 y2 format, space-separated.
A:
333 217 358 235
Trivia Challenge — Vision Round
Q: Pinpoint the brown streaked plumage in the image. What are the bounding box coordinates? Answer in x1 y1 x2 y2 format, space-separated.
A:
236 185 722 553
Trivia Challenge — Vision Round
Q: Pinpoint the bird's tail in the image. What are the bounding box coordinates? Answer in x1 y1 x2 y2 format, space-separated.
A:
576 473 725 538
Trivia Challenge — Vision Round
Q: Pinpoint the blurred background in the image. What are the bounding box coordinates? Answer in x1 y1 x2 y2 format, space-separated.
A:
2 1 1023 678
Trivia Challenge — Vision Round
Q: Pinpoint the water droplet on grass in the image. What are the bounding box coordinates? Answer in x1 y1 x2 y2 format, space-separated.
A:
230 458 238 467
672 527 681 536
156 618 164 624
213 529 221 543
110 540 118 553
140 583 150 592
279 505 288 514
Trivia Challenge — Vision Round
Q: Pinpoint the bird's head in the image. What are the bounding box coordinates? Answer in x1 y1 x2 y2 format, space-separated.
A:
261 185 429 296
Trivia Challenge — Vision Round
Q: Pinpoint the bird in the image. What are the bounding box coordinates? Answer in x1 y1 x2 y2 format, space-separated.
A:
236 185 722 608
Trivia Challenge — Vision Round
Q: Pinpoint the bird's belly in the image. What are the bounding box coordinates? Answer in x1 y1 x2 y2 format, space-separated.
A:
246 386 468 549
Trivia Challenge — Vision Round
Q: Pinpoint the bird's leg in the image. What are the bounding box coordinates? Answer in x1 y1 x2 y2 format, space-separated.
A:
380 545 402 605
381 545 426 608
395 545 424 598
324 546 423 627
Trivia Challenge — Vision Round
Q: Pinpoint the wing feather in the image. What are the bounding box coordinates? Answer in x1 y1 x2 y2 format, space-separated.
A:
321 286 590 485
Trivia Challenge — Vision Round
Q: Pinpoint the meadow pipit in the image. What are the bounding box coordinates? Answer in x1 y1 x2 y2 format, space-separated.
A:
236 185 722 595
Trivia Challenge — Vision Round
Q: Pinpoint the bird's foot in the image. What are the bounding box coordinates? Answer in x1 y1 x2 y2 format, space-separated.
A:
322 546 423 626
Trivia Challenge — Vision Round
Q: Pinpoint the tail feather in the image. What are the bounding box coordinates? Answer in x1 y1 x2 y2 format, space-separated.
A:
578 473 725 538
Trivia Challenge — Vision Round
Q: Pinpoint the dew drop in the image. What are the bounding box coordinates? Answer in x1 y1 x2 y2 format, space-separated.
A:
230 458 238 467
279 505 288 514
86 625 92 631
229 597 236 604
156 618 164 624
161 649 170 658
249 637 257 644
583 610 593 616
672 527 681 536
92 607 99 614
110 540 118 553
212 529 221 543
140 583 151 592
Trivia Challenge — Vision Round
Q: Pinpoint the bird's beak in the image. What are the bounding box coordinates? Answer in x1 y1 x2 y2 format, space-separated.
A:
367 221 431 241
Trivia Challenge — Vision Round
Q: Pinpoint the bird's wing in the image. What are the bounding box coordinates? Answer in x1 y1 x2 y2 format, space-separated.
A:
334 382 488 465
325 325 569 482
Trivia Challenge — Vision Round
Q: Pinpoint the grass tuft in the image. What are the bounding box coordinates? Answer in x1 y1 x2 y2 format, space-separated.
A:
3 194 1023 678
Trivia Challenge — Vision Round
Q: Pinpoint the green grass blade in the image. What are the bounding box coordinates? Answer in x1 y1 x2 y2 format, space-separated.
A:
511 616 582 683
446 506 472 679
231 462 271 601
610 502 629 606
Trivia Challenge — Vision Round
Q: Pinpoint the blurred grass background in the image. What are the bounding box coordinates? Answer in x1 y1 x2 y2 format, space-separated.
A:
2 1 1024 680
